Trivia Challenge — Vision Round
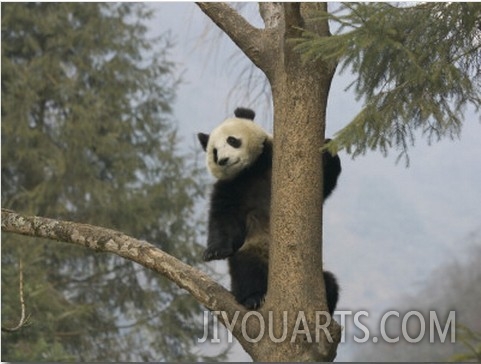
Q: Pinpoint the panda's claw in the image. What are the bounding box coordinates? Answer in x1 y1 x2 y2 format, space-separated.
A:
203 246 234 261
241 293 265 310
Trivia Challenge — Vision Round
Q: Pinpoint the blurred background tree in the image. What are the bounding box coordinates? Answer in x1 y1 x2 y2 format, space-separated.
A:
1 3 216 361
353 231 481 362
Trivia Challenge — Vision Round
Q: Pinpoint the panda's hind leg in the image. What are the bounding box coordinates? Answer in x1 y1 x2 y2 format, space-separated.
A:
323 270 339 315
228 252 268 310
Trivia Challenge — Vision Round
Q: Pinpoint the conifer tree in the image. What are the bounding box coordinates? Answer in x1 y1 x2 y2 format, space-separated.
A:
1 3 213 361
296 2 481 164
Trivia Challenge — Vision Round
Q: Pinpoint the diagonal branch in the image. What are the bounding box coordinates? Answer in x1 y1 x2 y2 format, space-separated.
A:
196 2 271 70
1 208 258 353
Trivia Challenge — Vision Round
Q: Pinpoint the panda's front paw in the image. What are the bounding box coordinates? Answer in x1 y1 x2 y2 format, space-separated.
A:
203 245 235 261
241 293 265 310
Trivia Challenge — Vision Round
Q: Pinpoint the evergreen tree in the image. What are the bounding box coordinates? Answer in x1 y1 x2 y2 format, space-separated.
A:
296 3 481 164
1 3 213 361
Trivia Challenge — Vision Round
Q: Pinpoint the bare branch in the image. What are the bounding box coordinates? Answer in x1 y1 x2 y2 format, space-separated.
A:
196 2 269 70
2 259 30 332
259 3 283 29
1 208 260 353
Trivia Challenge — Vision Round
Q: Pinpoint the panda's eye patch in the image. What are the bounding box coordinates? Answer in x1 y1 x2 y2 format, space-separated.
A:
227 136 241 148
213 148 218 163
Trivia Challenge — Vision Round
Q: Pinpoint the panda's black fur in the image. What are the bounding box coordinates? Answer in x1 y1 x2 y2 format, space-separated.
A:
234 107 256 120
198 107 341 313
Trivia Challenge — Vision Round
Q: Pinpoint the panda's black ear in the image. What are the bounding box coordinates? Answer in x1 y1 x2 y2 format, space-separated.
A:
234 107 255 121
197 133 209 151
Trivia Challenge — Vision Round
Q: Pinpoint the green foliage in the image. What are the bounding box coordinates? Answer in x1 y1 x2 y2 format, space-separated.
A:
1 3 216 361
296 3 481 164
449 324 481 362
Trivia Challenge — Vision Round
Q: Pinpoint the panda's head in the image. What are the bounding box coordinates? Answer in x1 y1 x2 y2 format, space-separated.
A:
198 108 271 180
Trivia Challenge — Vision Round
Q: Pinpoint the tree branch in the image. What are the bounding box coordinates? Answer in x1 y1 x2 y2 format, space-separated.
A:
259 3 283 29
1 208 259 353
2 259 30 332
196 2 270 70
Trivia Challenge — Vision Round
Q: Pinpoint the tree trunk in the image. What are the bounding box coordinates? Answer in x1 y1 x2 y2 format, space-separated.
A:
263 30 338 364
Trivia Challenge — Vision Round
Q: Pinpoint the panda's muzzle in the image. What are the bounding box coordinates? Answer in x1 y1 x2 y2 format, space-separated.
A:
218 157 229 166
213 149 231 166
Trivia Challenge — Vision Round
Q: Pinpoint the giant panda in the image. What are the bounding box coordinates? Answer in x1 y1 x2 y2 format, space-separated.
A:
197 107 341 313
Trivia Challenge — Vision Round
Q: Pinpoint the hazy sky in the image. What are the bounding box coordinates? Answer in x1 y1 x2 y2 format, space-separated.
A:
148 3 481 361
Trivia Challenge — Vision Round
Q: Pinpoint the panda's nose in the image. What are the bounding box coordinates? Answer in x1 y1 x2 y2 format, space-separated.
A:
218 157 229 166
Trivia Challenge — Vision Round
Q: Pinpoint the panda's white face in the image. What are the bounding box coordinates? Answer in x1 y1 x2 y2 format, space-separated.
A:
200 118 271 180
